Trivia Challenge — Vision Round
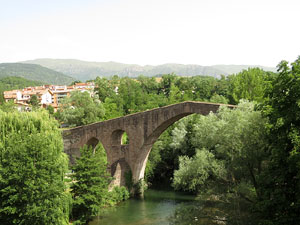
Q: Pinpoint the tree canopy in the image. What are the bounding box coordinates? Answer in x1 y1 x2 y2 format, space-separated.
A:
256 57 300 225
0 110 70 225
57 91 105 127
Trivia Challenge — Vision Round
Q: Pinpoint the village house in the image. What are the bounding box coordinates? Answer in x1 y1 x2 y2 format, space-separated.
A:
3 82 95 111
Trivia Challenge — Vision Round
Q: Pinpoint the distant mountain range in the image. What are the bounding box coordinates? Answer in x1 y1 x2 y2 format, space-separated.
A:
0 63 74 85
22 59 277 82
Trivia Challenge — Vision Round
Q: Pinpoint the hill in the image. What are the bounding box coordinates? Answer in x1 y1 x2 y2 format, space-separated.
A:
22 59 277 81
0 76 44 92
212 64 277 75
0 63 74 85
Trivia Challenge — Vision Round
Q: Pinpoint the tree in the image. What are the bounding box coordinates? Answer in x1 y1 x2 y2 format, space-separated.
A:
28 94 39 107
173 101 269 202
102 97 123 120
192 76 216 101
228 68 271 104
256 57 300 225
0 90 4 104
94 77 116 102
70 80 82 85
118 77 144 114
70 144 111 224
209 94 228 104
57 91 105 127
0 110 70 225
0 100 16 112
46 105 55 115
159 74 177 98
173 148 225 192
137 75 159 95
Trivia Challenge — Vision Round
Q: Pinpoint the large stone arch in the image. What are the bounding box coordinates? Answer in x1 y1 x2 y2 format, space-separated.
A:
63 101 235 196
132 112 193 182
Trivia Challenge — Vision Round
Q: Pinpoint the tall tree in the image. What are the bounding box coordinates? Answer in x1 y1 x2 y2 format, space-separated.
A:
28 94 39 108
0 110 70 225
94 77 117 102
70 145 111 224
256 57 300 225
228 68 270 104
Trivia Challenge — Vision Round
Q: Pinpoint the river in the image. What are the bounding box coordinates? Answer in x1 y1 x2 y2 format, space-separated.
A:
89 188 198 225
90 188 256 225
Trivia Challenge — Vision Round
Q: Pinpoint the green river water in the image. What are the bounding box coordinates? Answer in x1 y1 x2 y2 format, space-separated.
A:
90 188 255 225
89 189 198 225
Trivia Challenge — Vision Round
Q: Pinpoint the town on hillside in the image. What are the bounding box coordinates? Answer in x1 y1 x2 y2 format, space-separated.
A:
3 82 95 111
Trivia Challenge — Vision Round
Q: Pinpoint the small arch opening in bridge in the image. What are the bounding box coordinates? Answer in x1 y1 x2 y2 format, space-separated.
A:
121 132 129 145
111 129 130 146
85 138 109 164
86 137 99 154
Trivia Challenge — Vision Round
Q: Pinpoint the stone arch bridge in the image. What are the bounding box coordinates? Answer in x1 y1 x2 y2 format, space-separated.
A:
63 101 234 194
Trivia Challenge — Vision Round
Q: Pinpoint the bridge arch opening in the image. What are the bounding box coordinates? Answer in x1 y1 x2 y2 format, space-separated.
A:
111 129 130 146
135 114 199 187
86 137 100 154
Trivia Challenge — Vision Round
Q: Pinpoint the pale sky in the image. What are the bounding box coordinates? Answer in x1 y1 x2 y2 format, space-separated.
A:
0 0 299 67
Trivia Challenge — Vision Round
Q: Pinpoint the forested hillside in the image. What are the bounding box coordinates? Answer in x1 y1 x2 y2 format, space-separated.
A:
0 76 43 91
0 63 74 85
0 76 44 103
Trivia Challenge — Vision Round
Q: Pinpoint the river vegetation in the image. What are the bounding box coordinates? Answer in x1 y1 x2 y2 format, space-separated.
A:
0 56 299 224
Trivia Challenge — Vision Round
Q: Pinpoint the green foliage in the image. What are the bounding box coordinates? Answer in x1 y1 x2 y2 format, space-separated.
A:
57 91 105 127
0 91 4 104
145 126 174 185
0 101 16 113
0 76 44 91
28 94 39 107
173 101 269 203
192 76 217 101
256 57 300 225
105 186 130 206
146 115 200 186
209 94 228 104
0 110 70 225
137 75 159 94
133 179 147 196
70 80 83 85
94 77 117 102
173 148 225 192
118 77 145 114
70 144 111 224
227 68 273 104
102 97 123 120
124 170 133 191
46 105 55 115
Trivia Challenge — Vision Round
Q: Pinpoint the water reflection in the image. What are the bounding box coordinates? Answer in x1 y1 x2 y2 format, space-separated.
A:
89 189 195 225
89 189 255 225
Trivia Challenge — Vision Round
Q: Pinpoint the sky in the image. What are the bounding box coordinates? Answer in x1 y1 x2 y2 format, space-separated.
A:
0 0 299 67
